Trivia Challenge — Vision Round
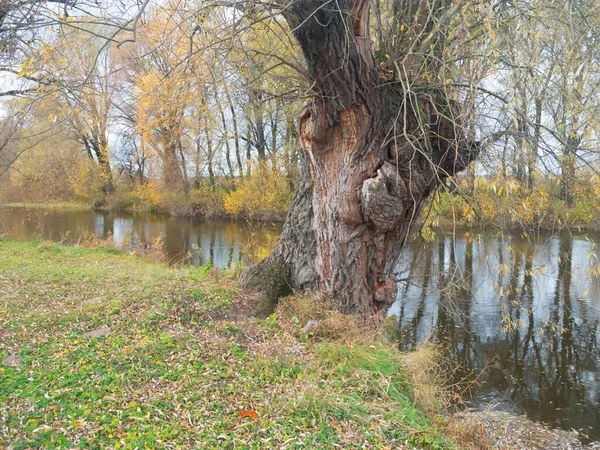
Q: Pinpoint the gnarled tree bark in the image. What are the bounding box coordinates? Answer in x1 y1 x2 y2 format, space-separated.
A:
240 0 478 322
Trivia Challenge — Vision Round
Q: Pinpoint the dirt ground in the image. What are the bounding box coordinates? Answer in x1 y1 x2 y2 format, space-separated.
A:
454 411 600 450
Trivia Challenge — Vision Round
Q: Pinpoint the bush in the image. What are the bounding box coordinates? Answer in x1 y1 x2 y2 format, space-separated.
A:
189 185 227 217
428 175 600 232
104 189 136 211
224 167 292 221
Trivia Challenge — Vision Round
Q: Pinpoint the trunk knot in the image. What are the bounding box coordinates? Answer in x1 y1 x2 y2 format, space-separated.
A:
360 162 406 232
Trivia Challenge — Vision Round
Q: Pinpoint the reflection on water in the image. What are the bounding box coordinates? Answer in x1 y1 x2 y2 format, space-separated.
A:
0 206 281 268
2 206 600 438
389 231 600 439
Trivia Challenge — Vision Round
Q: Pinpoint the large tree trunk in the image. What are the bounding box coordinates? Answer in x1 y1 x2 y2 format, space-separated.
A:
240 0 478 322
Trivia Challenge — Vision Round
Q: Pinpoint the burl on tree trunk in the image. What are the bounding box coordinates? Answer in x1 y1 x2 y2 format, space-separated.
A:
239 0 478 322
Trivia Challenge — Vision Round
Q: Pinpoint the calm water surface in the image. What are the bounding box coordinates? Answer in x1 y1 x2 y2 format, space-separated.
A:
390 230 600 440
0 206 280 267
1 206 599 439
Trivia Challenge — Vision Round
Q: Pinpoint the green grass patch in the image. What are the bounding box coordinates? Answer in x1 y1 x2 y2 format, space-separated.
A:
0 240 455 449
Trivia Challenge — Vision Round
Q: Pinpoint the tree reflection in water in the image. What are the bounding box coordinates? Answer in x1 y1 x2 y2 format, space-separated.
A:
0 207 281 269
389 231 600 440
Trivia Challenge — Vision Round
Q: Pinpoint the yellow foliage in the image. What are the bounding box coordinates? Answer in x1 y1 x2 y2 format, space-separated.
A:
131 180 162 209
70 163 106 202
224 167 292 220
431 174 600 230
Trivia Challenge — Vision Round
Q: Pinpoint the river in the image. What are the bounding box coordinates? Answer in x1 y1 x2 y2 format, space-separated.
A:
1 206 599 439
390 230 600 440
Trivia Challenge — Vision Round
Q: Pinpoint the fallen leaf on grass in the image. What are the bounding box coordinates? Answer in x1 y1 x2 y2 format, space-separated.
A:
238 409 259 420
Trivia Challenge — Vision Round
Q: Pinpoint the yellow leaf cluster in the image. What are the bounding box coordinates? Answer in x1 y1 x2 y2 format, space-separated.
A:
224 166 292 220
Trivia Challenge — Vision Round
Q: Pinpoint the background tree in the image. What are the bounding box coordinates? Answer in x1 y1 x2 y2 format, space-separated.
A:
128 4 197 192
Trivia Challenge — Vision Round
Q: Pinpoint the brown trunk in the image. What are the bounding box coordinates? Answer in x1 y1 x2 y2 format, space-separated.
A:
284 117 299 190
560 136 579 207
163 142 185 191
204 116 216 189
177 141 190 191
240 0 478 322
100 157 114 194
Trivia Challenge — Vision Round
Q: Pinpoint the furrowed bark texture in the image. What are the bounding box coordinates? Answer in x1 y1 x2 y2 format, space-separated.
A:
239 0 477 322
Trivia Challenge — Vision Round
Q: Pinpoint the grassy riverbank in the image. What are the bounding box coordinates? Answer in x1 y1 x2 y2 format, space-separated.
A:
0 239 457 449
2 202 91 210
427 179 600 233
1 167 294 221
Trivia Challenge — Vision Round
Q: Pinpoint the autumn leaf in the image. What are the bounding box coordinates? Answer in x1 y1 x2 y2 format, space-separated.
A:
238 409 259 420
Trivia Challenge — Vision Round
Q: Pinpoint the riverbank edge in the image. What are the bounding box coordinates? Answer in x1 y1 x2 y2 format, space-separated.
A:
0 239 458 448
452 411 600 450
433 217 600 235
5 202 600 234
1 202 287 222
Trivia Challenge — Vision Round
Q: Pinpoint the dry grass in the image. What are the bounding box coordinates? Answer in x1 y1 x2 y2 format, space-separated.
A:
401 344 451 417
276 295 453 416
275 293 373 342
